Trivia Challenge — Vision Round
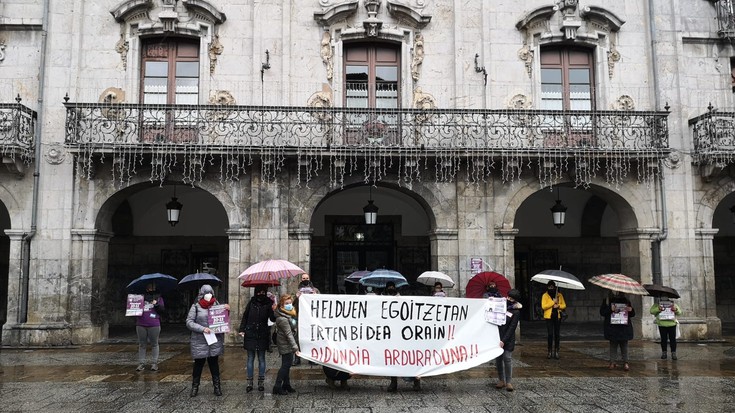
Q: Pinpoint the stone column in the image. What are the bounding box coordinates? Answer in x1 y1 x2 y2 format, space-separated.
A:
288 227 312 282
226 227 250 344
2 230 26 344
69 229 114 344
695 228 722 339
429 229 458 296
494 227 519 286
618 228 658 339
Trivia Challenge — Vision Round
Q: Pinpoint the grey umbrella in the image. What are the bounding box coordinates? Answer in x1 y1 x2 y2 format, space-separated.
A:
531 269 585 290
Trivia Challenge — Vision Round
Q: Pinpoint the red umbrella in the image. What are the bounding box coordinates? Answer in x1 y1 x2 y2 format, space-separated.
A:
465 271 512 298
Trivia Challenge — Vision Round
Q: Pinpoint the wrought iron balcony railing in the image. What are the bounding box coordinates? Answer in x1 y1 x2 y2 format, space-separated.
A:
689 107 735 168
711 0 735 39
0 100 36 164
64 102 669 186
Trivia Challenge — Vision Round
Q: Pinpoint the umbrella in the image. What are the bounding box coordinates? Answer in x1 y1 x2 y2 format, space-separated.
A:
126 273 178 294
359 269 408 288
344 270 372 284
588 273 649 296
416 271 455 288
642 284 680 299
465 271 512 298
237 259 305 286
531 269 585 290
178 272 222 289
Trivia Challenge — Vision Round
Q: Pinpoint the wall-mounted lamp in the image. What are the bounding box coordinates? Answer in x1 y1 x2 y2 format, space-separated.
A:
261 49 271 81
474 53 487 86
363 185 379 225
166 185 183 227
550 187 567 229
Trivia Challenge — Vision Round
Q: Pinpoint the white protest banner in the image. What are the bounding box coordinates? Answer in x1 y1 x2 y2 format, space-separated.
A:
298 294 503 377
207 304 230 333
125 294 144 317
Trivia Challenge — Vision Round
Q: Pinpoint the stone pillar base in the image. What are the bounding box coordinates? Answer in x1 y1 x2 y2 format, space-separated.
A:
71 323 108 344
2 323 73 346
677 317 722 341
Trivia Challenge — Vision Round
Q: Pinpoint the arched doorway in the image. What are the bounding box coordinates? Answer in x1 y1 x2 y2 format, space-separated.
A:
713 192 735 334
102 183 229 340
308 184 432 295
0 202 10 326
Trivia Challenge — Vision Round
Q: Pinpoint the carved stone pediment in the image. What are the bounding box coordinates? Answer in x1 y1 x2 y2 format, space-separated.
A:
111 0 226 37
516 3 624 42
386 0 431 28
314 0 359 26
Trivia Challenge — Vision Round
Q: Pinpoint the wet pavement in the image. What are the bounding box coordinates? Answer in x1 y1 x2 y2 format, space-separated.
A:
1 326 735 412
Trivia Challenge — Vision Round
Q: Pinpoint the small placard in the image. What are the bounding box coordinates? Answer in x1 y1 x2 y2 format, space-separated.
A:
125 294 144 317
207 304 230 333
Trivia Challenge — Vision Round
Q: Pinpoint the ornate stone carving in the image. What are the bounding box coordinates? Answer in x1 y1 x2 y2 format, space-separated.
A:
517 4 624 44
208 90 236 121
0 40 6 62
99 87 126 120
411 33 424 82
307 84 333 122
663 150 681 169
518 43 534 78
364 0 383 37
111 0 226 38
314 0 359 27
320 31 334 82
613 95 635 111
413 87 436 110
607 43 621 79
114 32 129 70
386 0 432 28
209 34 223 75
508 94 532 109
45 143 68 165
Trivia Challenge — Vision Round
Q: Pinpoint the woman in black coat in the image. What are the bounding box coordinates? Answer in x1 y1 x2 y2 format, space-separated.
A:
600 291 635 371
494 289 523 392
238 285 276 392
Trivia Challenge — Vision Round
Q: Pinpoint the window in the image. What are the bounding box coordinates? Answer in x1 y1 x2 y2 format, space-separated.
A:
141 38 199 104
540 48 594 111
344 44 400 108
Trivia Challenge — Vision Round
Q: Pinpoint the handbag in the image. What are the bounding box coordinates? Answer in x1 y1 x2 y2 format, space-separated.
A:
560 310 569 321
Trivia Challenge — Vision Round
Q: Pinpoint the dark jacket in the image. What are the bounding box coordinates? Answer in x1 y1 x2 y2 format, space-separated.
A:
600 296 635 341
238 296 275 351
274 307 299 355
498 302 522 352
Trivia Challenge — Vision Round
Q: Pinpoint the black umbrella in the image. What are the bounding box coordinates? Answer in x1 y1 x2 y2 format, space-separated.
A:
642 284 680 299
126 273 178 294
178 272 222 289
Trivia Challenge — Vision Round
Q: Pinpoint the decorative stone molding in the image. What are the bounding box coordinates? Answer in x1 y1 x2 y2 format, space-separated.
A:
413 87 436 110
99 87 126 120
111 0 226 38
607 42 620 79
516 3 624 44
0 40 6 62
314 0 359 27
612 95 635 111
411 33 424 82
208 34 223 75
363 0 383 37
44 143 68 165
320 31 334 82
517 42 534 78
508 94 532 109
662 150 681 169
386 0 432 28
207 90 236 121
114 31 129 70
307 84 334 122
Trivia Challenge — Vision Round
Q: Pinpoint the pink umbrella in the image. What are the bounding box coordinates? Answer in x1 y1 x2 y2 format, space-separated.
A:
238 259 306 286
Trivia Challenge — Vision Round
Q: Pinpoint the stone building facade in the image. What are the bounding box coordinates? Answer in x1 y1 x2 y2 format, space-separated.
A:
0 0 734 346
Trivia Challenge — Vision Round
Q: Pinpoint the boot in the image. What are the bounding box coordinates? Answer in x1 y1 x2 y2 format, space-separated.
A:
282 383 296 393
246 378 253 393
213 376 222 396
387 377 398 392
272 384 288 395
671 352 677 360
547 351 552 359
257 376 265 391
554 349 560 360
412 378 421 391
340 380 350 391
190 377 200 398
661 351 667 359
495 380 505 389
325 377 337 389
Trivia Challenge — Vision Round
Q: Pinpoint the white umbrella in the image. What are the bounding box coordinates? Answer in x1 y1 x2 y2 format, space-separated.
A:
531 269 585 290
417 271 455 288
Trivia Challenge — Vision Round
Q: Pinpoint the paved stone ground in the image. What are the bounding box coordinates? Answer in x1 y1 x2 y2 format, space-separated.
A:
2 335 735 413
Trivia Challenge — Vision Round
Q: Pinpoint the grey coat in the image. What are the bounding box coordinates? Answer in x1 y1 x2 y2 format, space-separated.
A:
186 285 225 359
274 307 299 355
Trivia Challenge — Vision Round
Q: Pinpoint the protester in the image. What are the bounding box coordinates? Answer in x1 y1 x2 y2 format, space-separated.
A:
238 285 276 392
365 286 376 295
273 294 300 395
186 284 230 397
541 280 567 359
494 289 523 392
600 291 635 371
650 298 682 360
135 282 164 372
482 281 501 298
383 282 421 392
323 365 352 390
432 282 447 297
293 273 318 366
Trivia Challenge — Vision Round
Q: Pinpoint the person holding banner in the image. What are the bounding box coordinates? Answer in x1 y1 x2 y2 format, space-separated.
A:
541 281 567 360
383 282 421 392
650 299 682 360
494 289 523 392
238 285 276 392
186 284 230 397
135 283 165 372
600 291 635 371
273 294 300 395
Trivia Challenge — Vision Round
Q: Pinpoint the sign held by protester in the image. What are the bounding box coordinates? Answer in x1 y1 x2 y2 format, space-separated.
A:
298 294 502 377
207 304 230 333
125 294 144 316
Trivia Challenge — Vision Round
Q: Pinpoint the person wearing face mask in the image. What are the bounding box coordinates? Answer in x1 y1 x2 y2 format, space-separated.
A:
541 280 566 359
432 282 446 297
600 291 635 371
238 285 276 392
483 282 502 299
135 282 165 372
273 294 301 395
494 289 523 392
186 284 230 397
293 273 318 366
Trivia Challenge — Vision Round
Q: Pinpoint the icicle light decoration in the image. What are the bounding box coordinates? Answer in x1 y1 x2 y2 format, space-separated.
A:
63 102 670 189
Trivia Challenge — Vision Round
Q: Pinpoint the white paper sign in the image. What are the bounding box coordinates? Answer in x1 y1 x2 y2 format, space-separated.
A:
298 294 503 377
125 294 144 317
484 297 507 326
610 303 629 325
204 330 218 345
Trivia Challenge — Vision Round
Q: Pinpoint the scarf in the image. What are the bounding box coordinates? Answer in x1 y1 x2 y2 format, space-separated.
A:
281 307 297 317
199 296 216 309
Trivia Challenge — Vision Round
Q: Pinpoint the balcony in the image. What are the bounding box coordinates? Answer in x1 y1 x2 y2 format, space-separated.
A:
690 107 735 180
0 100 36 175
711 0 735 39
64 102 669 186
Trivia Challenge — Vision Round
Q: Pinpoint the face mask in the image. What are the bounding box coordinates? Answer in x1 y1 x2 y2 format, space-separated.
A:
284 304 294 311
203 293 213 301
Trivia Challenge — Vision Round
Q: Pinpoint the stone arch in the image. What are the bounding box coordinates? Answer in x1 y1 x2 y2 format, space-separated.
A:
696 177 735 229
0 184 24 229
